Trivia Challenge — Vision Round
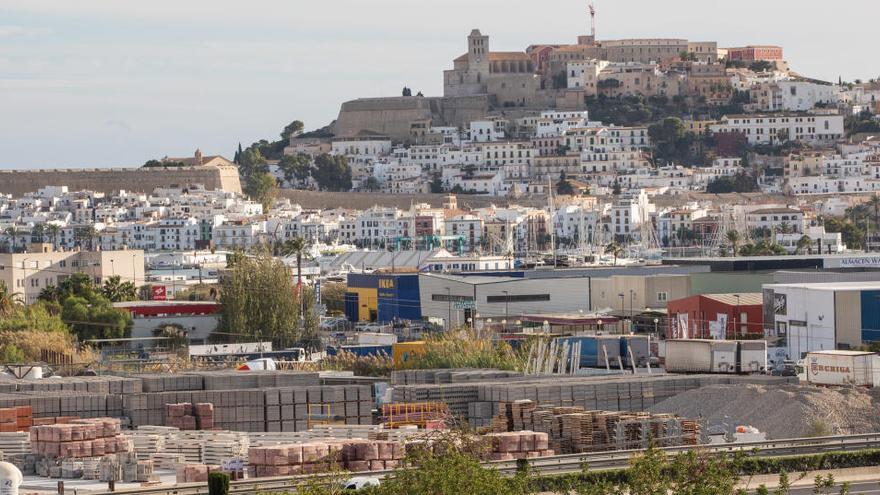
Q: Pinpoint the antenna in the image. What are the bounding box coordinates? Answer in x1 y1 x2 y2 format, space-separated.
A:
589 2 596 39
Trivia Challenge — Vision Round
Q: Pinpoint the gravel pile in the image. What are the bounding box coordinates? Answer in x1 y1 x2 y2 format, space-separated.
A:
649 383 880 439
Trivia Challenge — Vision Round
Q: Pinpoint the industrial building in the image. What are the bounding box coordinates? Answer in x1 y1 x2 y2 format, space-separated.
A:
113 300 221 343
666 293 763 340
344 273 422 323
762 281 880 359
418 273 591 328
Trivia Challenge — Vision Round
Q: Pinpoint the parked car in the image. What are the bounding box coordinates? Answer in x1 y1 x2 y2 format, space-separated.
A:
342 476 381 491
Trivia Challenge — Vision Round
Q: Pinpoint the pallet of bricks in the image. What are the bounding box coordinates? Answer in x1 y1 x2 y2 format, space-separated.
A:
0 406 32 432
490 400 698 454
30 418 131 458
165 403 214 430
483 431 553 461
247 439 404 477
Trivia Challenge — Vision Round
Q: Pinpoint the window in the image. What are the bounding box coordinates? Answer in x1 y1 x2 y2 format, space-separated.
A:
487 294 550 303
657 292 668 302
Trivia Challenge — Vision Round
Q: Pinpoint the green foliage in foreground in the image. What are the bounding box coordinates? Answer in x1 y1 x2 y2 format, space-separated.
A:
265 446 880 495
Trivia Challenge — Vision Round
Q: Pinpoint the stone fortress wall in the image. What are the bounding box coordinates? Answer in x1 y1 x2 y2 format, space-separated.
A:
0 164 242 196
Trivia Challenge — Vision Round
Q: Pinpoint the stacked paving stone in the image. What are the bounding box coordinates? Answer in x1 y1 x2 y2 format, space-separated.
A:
247 439 404 477
391 369 523 386
392 374 796 428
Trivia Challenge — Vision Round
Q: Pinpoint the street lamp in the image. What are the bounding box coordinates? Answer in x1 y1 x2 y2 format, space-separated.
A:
110 258 115 277
629 289 635 333
618 293 625 333
445 287 452 330
597 319 603 334
653 317 659 338
501 290 510 322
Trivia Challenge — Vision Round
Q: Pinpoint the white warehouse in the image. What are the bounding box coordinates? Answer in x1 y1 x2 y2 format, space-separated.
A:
418 273 591 328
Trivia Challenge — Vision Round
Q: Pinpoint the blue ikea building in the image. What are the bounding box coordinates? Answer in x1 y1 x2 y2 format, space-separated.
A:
345 273 422 323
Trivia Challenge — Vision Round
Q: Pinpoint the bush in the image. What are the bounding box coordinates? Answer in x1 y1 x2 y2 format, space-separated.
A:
399 328 526 371
207 472 229 495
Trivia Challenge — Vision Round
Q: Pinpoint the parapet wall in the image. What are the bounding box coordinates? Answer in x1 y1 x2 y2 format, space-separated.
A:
0 165 242 196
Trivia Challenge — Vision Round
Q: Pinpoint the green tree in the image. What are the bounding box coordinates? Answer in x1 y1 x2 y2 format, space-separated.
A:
217 252 308 347
376 442 529 495
61 295 131 341
556 171 576 196
281 120 305 140
0 344 26 364
74 225 99 251
430 174 444 193
612 179 622 195
796 235 814 255
245 172 278 213
101 275 138 303
363 176 381 192
626 445 670 495
207 471 230 495
278 153 312 186
312 154 352 191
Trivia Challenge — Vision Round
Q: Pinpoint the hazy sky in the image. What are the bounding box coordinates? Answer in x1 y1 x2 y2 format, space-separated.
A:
1 0 877 169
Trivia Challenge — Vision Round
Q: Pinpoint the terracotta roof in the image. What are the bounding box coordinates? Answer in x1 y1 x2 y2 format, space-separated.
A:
702 293 763 306
488 52 531 62
749 207 802 215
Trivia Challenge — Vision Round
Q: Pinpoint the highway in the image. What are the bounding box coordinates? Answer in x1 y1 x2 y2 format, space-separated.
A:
86 433 880 495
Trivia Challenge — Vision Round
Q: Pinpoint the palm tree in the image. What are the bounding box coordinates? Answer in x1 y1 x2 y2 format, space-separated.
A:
44 224 61 249
102 275 137 302
604 242 624 266
796 235 813 255
0 281 21 316
3 226 20 253
75 226 98 251
725 230 741 257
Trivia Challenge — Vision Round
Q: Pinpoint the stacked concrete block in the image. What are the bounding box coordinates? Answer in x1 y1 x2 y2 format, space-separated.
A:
391 369 522 386
264 385 372 432
485 431 553 461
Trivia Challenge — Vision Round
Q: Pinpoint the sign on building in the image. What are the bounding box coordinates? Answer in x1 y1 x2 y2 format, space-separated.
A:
151 285 167 301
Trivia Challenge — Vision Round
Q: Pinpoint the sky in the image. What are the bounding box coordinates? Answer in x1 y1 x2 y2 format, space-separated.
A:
1 0 877 169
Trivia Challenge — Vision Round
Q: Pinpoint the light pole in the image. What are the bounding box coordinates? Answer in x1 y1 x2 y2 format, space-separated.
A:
21 258 29 304
618 293 625 334
110 258 115 277
502 290 510 322
597 319 603 335
445 287 452 330
733 294 741 339
629 289 635 333
653 317 659 339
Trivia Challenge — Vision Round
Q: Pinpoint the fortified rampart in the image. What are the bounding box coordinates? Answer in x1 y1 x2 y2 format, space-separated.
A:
332 95 489 142
0 164 242 196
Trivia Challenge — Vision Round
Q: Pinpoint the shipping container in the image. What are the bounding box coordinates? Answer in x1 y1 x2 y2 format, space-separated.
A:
392 341 426 367
556 336 622 369
737 340 768 373
665 339 714 373
711 341 738 373
356 332 398 346
804 350 880 387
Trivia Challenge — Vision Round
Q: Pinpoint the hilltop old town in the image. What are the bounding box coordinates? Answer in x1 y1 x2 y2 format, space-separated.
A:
4 2 880 494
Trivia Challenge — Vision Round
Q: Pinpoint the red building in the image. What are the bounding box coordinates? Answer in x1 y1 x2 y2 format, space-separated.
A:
666 293 763 340
727 45 783 62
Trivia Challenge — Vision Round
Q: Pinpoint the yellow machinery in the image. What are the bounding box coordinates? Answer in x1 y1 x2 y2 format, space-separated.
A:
306 404 346 429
